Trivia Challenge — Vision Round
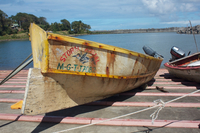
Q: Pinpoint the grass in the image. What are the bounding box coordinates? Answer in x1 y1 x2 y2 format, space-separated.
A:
0 32 29 41
52 31 91 37
54 31 69 35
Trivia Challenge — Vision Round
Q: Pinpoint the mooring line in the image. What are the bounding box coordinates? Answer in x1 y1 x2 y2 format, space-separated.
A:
53 89 200 133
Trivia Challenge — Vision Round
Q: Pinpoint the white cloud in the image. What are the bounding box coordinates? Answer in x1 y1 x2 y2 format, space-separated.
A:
142 0 176 15
180 3 197 12
141 0 200 22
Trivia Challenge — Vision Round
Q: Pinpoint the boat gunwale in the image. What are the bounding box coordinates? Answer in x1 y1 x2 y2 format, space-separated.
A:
164 62 200 70
166 52 200 64
164 52 200 70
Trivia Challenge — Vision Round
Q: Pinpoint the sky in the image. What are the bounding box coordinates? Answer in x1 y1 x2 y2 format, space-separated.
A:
1 0 200 30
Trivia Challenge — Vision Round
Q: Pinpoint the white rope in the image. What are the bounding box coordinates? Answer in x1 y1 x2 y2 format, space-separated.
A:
150 99 165 124
165 89 200 104
53 89 200 133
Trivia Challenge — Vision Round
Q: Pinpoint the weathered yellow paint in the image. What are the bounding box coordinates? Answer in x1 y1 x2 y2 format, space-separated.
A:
29 23 49 73
48 68 157 79
47 33 161 61
30 23 162 78
11 100 23 109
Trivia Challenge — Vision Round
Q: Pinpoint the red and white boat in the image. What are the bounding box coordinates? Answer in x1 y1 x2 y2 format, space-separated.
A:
164 46 200 83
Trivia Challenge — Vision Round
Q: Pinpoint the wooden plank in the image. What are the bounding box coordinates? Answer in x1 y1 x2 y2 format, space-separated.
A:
147 86 200 89
0 113 91 125
151 78 184 82
2 98 199 108
0 99 22 103
0 70 28 72
0 85 26 88
87 101 200 107
121 92 200 96
91 118 200 128
0 78 27 81
1 90 200 97
0 90 25 93
0 113 199 128
0 76 27 79
1 81 26 84
148 81 198 85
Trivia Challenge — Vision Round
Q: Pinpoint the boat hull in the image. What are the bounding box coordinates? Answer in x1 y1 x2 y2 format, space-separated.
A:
22 67 156 115
164 52 200 83
21 23 163 115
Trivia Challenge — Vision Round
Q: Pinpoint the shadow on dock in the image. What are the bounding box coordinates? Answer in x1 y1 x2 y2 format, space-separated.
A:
31 85 147 133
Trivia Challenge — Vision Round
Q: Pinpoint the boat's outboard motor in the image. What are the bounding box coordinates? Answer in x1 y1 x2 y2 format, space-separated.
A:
143 46 156 57
143 46 163 58
170 46 185 62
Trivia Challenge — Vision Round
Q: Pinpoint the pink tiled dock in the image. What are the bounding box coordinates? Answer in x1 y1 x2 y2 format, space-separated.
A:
0 69 200 133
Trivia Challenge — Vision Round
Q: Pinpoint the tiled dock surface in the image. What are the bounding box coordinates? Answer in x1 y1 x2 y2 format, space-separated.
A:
0 69 200 133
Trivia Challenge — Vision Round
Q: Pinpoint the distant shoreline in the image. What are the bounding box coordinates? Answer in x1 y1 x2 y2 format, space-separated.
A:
1 26 198 42
91 27 182 34
0 38 29 42
0 35 85 42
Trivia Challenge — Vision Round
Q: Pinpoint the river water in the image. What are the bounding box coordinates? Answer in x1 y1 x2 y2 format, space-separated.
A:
0 32 199 70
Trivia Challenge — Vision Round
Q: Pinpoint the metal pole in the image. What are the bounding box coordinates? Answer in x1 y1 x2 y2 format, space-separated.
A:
0 54 33 85
189 20 198 52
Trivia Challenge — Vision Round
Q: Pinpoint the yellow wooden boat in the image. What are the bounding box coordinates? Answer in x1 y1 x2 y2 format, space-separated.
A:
21 23 163 115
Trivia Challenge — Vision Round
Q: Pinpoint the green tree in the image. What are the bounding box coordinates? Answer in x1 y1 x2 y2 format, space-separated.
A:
60 19 70 31
0 10 10 35
9 15 17 23
71 21 79 33
50 22 62 32
0 9 91 35
29 14 39 23
38 17 50 30
12 12 41 31
38 17 49 25
12 12 28 31
83 23 91 33
71 20 91 34
0 10 16 35
0 10 8 31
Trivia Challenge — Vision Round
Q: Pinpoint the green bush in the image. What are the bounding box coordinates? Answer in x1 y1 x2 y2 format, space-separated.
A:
13 29 18 34
2 31 7 36
11 34 19 39
7 28 13 35
18 30 26 34
68 30 74 34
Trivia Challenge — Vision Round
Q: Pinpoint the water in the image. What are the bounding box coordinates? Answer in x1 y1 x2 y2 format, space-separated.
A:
0 40 33 70
0 33 199 70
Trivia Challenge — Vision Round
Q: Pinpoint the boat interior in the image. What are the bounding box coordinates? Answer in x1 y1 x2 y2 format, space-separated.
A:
170 52 200 67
